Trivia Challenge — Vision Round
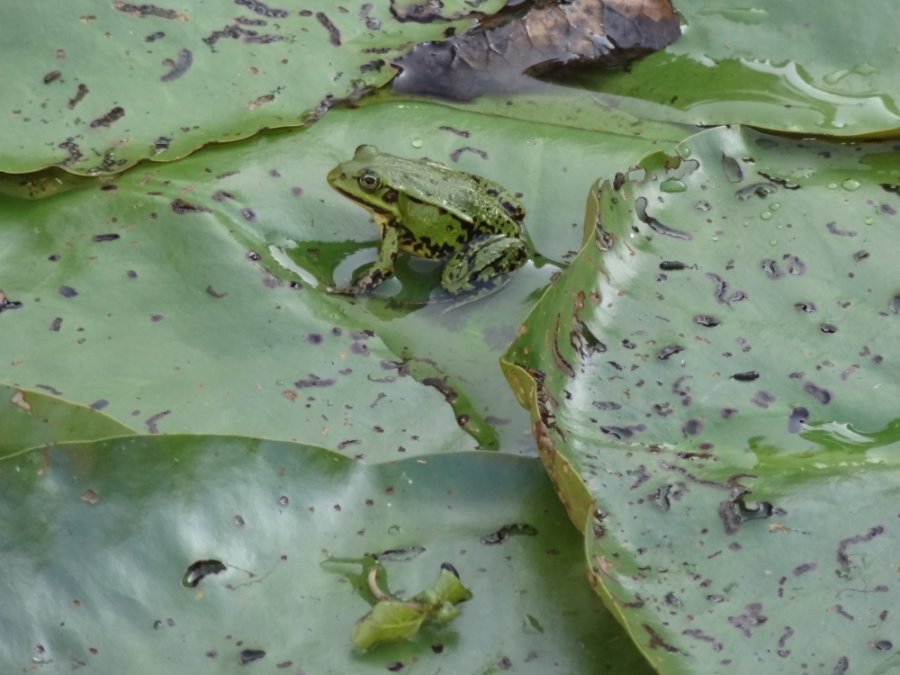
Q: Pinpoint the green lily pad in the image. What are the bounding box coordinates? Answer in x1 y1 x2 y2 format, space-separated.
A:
502 125 900 672
567 0 900 136
0 385 133 458
0 99 674 455
0 0 506 174
0 436 653 674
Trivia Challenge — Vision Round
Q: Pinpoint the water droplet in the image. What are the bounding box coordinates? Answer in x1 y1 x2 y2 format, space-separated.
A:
760 211 772 220
770 202 781 211
824 68 851 85
769 239 777 246
827 183 838 190
841 179 861 191
411 138 423 148
278 495 289 506
864 216 875 225
387 524 402 535
660 178 687 193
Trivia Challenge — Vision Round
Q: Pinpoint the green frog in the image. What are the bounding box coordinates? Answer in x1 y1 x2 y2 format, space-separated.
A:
327 145 529 296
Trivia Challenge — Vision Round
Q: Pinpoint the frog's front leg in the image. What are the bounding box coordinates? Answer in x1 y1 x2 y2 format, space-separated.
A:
440 234 528 296
332 224 400 295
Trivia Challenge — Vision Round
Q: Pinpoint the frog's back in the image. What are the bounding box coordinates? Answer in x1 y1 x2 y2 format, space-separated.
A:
379 155 525 233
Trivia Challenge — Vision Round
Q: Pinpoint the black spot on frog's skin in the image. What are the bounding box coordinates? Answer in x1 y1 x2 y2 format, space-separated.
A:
659 260 687 271
315 12 341 45
67 83 89 110
171 198 211 214
239 649 266 665
881 183 900 194
794 301 816 313
871 640 893 651
613 172 626 190
182 559 226 587
92 233 120 242
386 661 404 672
205 285 227 299
480 523 538 545
89 106 125 128
36 384 63 396
634 197 692 240
643 624 683 654
787 406 809 433
161 48 192 82
145 30 165 42
820 323 838 334
59 285 78 298
803 382 831 404
593 400 621 411
826 221 857 237
731 371 759 382
43 70 62 84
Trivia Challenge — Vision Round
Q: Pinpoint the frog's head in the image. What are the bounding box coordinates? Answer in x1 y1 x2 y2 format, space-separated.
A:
327 145 400 215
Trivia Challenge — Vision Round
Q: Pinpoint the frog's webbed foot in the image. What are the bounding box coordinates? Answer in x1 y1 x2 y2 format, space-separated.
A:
441 235 528 296
329 266 393 295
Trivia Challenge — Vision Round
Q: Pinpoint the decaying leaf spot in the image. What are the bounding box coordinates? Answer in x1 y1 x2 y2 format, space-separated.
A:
10 389 31 411
239 648 266 665
182 559 227 588
480 523 538 545
80 489 101 505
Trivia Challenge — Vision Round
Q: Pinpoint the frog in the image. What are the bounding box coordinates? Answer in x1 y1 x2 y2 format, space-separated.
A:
326 145 529 296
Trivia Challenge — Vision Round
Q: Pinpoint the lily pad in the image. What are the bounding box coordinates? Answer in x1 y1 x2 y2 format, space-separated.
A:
0 436 653 674
0 0 506 174
0 99 674 455
502 126 900 672
0 385 133 459
566 0 900 136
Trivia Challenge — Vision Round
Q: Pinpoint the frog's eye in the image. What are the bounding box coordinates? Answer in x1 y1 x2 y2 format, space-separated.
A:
358 171 381 193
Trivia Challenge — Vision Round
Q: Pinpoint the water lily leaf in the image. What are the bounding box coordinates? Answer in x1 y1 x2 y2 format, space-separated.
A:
502 125 900 672
0 99 673 456
0 385 133 458
567 0 900 136
0 436 653 674
0 0 506 174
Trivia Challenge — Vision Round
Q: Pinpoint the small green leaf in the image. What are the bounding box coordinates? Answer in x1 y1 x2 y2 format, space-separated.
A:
351 601 426 651
415 566 474 607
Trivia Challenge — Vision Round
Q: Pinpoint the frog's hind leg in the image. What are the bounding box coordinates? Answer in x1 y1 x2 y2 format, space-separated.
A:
441 234 528 296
